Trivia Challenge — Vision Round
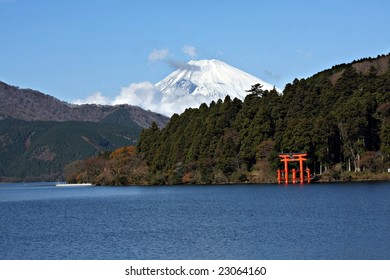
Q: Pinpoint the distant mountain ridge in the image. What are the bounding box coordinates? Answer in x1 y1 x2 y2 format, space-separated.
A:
0 81 169 128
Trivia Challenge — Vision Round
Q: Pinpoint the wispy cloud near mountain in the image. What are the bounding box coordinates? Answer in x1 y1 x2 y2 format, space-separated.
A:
182 45 197 57
148 49 169 61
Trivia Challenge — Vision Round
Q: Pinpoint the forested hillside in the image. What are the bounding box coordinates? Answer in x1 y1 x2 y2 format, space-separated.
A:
67 54 390 185
0 81 170 181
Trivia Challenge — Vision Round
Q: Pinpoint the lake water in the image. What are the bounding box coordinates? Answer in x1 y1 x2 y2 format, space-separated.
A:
0 182 389 260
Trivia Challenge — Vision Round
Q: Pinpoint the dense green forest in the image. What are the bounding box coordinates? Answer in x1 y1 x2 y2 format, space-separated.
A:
67 54 390 185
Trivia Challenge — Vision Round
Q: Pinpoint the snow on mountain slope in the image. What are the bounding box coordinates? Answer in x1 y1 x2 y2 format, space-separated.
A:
77 59 278 117
156 59 276 104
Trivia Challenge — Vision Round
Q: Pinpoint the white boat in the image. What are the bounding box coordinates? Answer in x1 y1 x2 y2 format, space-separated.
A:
56 183 94 187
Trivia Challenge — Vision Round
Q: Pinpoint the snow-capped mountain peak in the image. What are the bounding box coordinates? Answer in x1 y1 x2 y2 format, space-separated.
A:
77 59 278 117
155 59 276 103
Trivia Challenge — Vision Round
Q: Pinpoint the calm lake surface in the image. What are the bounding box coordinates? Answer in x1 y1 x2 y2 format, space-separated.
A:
0 182 389 260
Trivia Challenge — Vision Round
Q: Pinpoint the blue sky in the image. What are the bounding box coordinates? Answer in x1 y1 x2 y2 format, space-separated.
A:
1 0 389 105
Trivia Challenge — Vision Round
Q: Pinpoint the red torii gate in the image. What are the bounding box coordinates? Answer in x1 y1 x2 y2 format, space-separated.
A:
278 153 311 184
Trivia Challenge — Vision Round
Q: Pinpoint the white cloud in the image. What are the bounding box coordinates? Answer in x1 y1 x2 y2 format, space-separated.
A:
159 93 211 116
113 81 163 112
111 81 209 117
73 92 110 105
73 82 215 117
182 45 197 57
148 48 169 61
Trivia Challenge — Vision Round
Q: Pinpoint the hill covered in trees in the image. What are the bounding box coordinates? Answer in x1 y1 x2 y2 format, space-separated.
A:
0 81 170 181
67 54 390 185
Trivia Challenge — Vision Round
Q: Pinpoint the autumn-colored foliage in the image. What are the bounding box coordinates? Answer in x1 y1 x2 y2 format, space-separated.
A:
109 146 137 159
65 146 148 185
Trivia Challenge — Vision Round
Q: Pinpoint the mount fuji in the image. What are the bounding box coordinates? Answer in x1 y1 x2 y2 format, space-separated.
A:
156 59 277 107
78 59 279 117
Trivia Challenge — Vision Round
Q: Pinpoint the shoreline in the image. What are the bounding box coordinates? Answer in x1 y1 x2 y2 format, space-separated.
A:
1 175 390 186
